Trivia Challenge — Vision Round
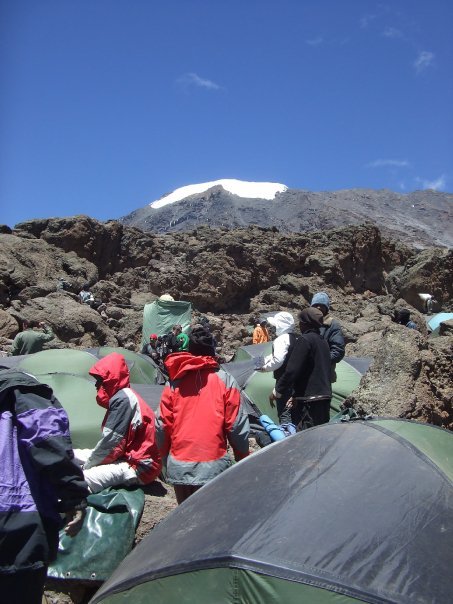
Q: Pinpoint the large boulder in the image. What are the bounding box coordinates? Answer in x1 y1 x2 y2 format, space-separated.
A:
346 327 453 430
0 309 19 339
0 232 98 306
10 293 118 348
387 247 453 312
14 216 158 277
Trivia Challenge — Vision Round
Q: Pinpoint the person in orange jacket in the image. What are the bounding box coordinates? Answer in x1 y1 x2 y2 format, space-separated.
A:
157 326 250 504
253 319 269 344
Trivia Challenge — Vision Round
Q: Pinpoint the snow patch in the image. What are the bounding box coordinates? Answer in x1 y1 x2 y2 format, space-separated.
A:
149 179 288 209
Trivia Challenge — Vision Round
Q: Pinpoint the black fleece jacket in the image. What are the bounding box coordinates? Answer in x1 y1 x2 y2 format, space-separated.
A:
275 329 332 401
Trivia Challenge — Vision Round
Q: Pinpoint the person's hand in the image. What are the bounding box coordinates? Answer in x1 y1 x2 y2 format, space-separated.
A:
64 505 86 537
285 397 294 410
269 392 276 408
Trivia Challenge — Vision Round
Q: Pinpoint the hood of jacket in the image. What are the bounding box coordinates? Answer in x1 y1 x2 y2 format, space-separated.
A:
89 352 130 408
164 352 219 381
267 312 295 336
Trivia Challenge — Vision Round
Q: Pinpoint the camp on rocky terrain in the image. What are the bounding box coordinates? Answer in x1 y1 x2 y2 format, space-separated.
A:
1 215 451 429
0 212 452 604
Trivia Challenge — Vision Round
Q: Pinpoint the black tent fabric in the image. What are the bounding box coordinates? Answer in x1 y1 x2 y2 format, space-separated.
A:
91 420 453 604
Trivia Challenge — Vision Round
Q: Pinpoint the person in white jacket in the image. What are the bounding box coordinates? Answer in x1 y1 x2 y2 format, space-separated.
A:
258 311 298 423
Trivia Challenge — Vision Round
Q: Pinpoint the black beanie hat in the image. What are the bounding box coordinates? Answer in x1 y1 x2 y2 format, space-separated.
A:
189 326 216 357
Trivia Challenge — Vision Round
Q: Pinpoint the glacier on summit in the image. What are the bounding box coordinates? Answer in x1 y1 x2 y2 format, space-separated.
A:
149 179 288 209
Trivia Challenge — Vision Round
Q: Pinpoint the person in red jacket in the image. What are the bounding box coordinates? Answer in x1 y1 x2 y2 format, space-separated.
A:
157 326 250 504
74 352 161 493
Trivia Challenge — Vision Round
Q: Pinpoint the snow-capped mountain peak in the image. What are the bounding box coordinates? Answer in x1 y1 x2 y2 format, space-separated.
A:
149 179 288 209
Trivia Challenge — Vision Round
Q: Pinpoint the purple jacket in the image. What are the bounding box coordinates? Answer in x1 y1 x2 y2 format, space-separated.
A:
0 369 89 573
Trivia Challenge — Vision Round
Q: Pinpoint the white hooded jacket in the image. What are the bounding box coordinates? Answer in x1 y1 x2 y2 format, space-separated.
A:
260 312 295 372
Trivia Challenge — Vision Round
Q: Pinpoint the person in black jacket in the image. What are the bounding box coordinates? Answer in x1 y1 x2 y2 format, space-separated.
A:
311 292 345 382
0 369 89 604
271 307 332 430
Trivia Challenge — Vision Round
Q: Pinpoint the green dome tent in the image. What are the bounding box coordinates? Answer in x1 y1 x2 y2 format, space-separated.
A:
231 342 370 423
90 419 453 604
87 346 158 384
0 347 160 448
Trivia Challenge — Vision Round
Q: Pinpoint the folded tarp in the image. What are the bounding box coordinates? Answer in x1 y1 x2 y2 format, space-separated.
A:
48 487 145 583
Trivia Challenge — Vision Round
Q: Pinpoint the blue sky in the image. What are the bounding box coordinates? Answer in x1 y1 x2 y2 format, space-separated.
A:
1 0 452 226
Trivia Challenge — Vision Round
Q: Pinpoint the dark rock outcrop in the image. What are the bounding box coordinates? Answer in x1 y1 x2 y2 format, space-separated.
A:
1 216 452 430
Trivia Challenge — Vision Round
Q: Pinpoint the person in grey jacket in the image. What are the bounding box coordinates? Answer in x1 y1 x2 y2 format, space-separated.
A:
310 292 345 381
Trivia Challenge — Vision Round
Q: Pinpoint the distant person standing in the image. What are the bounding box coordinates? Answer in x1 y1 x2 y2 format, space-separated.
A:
310 292 345 382
167 324 184 353
10 320 54 356
141 334 161 362
253 319 270 344
271 308 332 431
79 284 95 306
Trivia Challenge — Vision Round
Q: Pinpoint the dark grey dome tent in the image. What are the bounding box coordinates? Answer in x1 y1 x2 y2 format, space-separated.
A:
90 419 453 604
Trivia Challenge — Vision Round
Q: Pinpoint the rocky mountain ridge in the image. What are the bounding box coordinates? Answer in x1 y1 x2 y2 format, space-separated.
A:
0 216 451 430
122 186 453 249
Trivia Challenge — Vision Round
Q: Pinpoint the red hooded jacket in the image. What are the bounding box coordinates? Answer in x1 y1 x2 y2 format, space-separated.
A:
157 352 250 485
85 352 161 484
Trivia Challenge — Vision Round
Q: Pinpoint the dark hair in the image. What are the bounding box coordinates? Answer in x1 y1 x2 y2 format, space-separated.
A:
24 319 39 329
189 326 216 357
396 309 411 324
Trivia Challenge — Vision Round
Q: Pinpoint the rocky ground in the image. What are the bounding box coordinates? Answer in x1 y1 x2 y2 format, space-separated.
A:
1 217 452 603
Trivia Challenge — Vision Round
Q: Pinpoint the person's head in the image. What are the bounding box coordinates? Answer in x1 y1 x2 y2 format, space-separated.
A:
82 283 90 291
88 352 130 408
298 307 324 332
259 319 268 328
172 324 182 335
189 325 216 357
23 319 39 330
396 308 411 325
267 312 295 336
149 333 158 348
310 292 330 317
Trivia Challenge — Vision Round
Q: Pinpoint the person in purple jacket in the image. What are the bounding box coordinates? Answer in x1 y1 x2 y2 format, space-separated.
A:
0 368 89 604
